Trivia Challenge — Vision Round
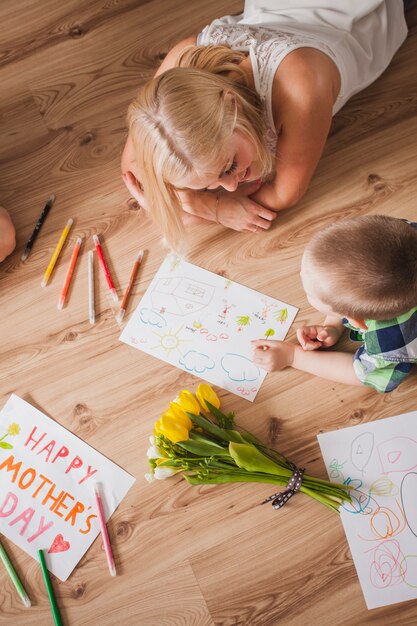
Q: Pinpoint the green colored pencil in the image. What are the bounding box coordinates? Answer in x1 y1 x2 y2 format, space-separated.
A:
38 549 63 626
0 537 31 607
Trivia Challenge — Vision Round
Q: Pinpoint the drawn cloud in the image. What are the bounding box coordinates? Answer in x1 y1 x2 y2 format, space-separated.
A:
179 351 215 374
221 353 260 382
139 308 167 328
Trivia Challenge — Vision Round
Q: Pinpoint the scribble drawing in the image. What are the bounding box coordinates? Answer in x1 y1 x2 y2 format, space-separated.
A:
401 555 417 588
400 472 417 538
369 477 399 498
150 276 215 315
341 477 372 514
139 308 167 328
377 437 417 474
366 540 406 589
328 459 347 482
151 326 190 357
350 432 374 474
179 351 215 374
221 354 260 382
358 500 406 542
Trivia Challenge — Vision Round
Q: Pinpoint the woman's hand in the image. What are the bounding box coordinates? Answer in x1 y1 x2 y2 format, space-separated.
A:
216 181 278 232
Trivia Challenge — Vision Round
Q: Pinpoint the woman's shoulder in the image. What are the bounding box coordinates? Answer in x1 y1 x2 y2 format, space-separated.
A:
271 47 340 121
156 36 198 76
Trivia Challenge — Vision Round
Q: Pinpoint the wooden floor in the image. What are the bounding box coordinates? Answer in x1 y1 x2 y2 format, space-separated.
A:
1 1 417 624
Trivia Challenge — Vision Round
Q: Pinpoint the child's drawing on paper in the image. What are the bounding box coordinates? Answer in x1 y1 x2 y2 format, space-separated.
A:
0 395 135 581
318 410 417 609
120 255 298 401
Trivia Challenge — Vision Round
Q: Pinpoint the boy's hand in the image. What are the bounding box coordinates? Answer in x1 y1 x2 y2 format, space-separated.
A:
251 340 295 372
296 325 341 351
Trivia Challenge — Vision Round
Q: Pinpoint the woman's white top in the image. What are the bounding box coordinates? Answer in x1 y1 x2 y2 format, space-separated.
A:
197 0 407 152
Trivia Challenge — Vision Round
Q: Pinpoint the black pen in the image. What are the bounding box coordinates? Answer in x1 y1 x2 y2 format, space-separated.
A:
21 193 55 261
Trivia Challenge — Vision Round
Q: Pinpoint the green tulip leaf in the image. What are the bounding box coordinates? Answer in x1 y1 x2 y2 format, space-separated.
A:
229 442 292 477
0 442 13 449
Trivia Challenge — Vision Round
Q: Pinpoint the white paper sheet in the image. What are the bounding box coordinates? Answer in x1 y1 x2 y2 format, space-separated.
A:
120 255 298 401
318 411 417 609
0 395 135 581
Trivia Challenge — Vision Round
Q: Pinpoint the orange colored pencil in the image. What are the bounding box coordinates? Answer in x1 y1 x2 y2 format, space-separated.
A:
117 250 144 324
57 237 82 310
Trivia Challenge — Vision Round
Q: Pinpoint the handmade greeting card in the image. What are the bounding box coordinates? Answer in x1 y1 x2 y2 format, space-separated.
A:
120 255 298 401
318 411 417 609
0 395 135 581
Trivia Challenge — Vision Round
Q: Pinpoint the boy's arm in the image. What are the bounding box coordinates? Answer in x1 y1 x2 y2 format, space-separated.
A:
252 340 362 386
292 346 362 386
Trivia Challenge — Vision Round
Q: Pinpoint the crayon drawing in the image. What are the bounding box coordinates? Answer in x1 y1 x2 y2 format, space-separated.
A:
120 255 298 401
318 410 417 609
0 395 135 581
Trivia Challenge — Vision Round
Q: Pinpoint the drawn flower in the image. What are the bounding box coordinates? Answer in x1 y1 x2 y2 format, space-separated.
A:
146 387 351 513
0 423 21 450
7 423 20 436
275 308 288 324
196 383 220 411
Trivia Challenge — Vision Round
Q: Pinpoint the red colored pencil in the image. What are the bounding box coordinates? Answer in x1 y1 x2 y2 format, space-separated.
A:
93 234 118 303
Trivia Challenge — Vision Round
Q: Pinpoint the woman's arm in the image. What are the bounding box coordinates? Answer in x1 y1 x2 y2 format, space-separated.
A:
251 48 340 211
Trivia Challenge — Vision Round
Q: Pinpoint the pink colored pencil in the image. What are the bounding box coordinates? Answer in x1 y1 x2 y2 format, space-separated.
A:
93 483 116 577
92 234 118 303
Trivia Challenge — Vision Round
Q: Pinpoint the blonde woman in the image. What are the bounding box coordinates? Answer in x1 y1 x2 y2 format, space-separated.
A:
122 1 408 250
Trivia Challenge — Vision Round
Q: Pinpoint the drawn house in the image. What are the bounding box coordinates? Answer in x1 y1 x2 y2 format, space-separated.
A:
150 276 215 315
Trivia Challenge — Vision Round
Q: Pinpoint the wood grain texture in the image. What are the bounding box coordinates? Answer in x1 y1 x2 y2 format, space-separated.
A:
1 1 417 624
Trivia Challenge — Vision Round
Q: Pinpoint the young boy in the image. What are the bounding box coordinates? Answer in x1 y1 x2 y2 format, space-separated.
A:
252 215 417 392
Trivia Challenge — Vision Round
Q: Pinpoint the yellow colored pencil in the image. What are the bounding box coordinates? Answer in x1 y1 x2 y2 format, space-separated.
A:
41 218 73 287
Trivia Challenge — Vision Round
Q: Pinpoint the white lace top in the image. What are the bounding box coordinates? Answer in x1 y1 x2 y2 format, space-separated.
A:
197 1 407 154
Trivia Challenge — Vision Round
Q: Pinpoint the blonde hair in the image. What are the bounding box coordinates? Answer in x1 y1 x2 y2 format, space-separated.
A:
127 45 274 250
305 215 417 320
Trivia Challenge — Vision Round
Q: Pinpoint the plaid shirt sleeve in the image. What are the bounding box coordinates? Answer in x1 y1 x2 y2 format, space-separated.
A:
353 345 414 393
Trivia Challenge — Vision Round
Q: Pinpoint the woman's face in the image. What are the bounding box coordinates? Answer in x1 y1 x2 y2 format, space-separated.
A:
179 131 259 192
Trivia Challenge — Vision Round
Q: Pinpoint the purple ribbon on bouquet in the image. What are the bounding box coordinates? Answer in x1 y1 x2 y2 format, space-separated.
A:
262 467 305 509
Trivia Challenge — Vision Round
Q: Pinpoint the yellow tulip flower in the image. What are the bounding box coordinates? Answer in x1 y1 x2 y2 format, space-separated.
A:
196 383 220 411
173 390 200 416
154 412 191 444
167 403 193 430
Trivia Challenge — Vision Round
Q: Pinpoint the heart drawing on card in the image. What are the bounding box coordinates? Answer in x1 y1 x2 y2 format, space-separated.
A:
48 534 71 553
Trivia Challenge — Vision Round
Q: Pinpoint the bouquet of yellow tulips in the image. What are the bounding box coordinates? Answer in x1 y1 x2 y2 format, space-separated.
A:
146 384 351 513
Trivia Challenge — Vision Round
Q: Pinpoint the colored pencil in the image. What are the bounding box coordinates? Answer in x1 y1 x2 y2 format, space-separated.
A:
93 483 116 576
37 549 63 626
21 194 55 261
117 250 144 324
88 250 95 324
41 218 73 287
92 234 118 303
57 236 82 310
0 538 31 608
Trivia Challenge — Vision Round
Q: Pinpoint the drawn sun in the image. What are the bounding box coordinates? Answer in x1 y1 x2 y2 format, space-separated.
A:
151 326 190 356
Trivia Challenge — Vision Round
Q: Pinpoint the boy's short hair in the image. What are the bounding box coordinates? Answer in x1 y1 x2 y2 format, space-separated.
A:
304 215 417 320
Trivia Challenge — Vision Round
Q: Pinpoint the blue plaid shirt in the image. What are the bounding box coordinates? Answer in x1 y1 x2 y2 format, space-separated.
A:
343 219 417 392
344 307 417 392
